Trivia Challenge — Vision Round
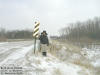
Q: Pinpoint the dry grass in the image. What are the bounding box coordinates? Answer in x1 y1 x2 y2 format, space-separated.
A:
78 69 90 75
72 59 93 69
0 38 7 42
64 43 93 69
94 67 100 75
50 40 95 74
49 41 62 56
53 68 62 75
35 59 41 64
60 37 100 44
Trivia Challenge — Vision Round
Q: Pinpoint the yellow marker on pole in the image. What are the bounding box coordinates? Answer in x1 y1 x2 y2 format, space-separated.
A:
33 21 40 54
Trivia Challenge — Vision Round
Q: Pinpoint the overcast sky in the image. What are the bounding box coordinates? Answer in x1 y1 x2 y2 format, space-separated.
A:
0 0 100 35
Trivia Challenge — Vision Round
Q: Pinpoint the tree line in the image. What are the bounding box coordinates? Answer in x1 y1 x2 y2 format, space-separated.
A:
59 17 100 42
0 28 33 41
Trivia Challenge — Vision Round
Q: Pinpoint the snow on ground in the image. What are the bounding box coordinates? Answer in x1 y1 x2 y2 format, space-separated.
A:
21 52 81 75
0 41 33 65
0 45 33 66
0 41 93 75
0 41 32 54
82 46 100 67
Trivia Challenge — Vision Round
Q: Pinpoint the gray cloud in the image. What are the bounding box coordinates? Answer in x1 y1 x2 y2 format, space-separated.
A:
0 0 100 35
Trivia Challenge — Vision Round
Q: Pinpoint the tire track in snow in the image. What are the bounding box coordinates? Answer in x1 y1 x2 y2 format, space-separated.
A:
0 48 20 62
0 44 33 66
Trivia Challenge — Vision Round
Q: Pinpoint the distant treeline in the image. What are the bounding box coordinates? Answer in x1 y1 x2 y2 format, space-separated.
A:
0 28 33 40
58 17 100 42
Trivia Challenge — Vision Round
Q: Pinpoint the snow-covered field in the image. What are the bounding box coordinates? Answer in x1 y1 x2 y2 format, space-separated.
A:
81 45 100 73
0 40 98 75
81 45 100 67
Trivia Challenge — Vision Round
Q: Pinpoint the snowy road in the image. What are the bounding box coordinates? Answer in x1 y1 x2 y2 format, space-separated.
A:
0 41 93 75
0 41 34 65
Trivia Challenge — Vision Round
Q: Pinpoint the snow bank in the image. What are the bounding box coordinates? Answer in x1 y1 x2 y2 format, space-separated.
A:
82 47 100 67
23 53 81 75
